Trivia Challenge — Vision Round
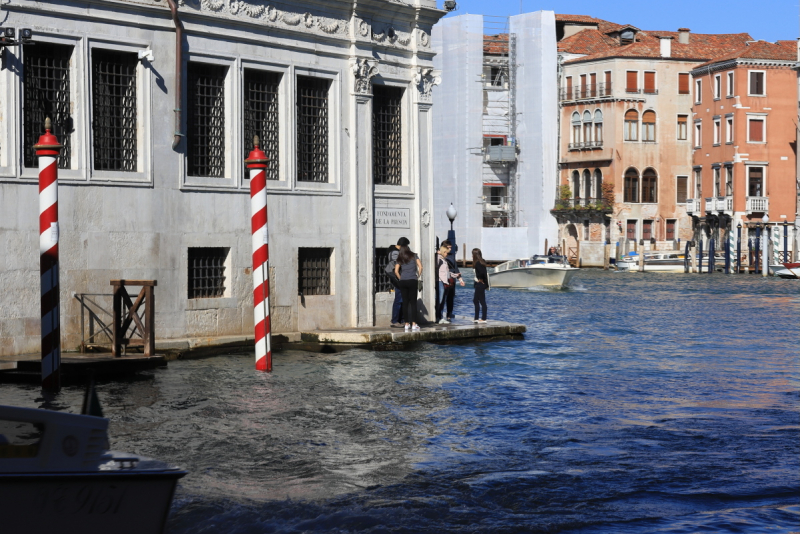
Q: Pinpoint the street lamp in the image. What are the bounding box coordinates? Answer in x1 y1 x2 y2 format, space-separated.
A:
446 203 457 231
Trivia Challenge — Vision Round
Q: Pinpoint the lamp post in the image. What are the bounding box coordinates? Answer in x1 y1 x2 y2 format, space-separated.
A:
445 203 459 321
736 222 742 274
762 214 769 277
446 203 457 231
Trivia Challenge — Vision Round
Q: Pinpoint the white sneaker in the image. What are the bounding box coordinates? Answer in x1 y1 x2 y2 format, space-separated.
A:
477 319 487 324
411 324 421 331
404 324 410 331
439 319 450 325
473 319 479 323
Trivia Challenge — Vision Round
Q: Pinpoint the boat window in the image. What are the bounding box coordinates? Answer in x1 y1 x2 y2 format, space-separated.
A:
0 420 43 458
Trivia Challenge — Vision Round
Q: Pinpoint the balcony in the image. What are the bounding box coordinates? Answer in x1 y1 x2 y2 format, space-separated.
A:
716 196 733 213
559 82 612 101
568 140 604 151
552 197 613 213
704 197 715 212
484 145 516 163
746 196 769 214
686 198 700 214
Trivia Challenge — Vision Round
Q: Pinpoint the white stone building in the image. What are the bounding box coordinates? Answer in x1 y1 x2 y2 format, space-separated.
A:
0 0 445 356
431 12 558 262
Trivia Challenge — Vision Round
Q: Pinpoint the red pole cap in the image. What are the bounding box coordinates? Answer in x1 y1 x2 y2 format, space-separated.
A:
245 135 269 169
33 118 63 156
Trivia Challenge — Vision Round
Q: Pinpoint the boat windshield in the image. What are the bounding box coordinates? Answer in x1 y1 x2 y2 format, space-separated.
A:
531 255 568 265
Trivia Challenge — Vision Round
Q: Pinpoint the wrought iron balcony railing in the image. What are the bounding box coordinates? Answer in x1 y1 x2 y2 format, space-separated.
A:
559 82 612 101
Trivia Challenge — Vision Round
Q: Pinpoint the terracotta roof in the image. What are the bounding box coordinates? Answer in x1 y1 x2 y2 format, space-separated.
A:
694 40 797 68
483 33 508 55
558 21 752 63
555 14 604 24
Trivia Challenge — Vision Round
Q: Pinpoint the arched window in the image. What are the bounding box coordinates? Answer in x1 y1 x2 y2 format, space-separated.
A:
594 169 603 199
624 167 639 203
572 112 581 145
624 109 638 141
582 169 591 203
572 170 580 199
594 110 603 144
583 111 593 144
642 168 658 203
642 110 656 142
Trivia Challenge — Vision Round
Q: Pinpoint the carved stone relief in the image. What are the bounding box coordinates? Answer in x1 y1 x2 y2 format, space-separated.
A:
414 67 441 103
190 0 348 37
352 58 379 95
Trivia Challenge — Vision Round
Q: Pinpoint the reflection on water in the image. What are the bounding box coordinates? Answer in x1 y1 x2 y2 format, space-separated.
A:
1 270 798 533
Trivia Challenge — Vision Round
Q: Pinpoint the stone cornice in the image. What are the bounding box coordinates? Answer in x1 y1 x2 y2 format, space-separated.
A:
691 58 796 76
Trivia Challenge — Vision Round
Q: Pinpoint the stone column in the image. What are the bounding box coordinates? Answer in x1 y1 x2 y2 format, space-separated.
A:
412 67 440 321
351 58 379 327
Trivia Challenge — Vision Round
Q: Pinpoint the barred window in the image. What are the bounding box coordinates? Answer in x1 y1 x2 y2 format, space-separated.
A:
373 86 403 185
188 62 227 177
243 69 280 181
296 76 329 183
92 49 138 172
298 248 331 296
374 247 393 294
23 43 73 169
188 247 228 299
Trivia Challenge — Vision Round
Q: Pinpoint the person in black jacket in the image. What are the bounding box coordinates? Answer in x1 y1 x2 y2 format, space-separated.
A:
472 248 489 323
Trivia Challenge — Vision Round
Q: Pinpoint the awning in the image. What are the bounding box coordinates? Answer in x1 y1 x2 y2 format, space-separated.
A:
483 182 506 187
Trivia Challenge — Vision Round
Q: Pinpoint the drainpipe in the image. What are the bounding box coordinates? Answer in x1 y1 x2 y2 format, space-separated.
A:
167 0 184 151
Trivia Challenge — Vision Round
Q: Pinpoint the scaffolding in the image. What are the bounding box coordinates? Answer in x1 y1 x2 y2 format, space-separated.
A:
481 16 517 227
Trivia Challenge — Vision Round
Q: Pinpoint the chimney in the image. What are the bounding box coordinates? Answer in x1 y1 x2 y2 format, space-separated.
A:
660 36 673 58
678 28 690 44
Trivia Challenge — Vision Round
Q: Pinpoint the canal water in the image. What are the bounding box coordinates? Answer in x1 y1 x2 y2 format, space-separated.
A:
1 270 798 533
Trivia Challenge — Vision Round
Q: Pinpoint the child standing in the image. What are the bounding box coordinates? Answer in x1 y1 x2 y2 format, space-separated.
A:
472 248 489 323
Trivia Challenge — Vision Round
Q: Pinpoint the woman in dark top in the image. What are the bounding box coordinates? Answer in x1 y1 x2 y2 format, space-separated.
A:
472 248 489 323
394 245 424 331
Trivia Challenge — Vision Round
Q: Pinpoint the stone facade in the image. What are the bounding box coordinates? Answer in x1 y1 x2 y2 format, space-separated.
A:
0 0 445 356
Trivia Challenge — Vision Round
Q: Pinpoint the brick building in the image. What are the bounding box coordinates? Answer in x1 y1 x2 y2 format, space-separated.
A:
553 16 751 266
689 40 797 262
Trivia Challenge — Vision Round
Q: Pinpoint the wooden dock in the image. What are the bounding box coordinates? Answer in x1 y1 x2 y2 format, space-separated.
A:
0 353 167 383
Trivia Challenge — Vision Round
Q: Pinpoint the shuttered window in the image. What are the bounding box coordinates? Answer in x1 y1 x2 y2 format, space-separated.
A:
642 169 657 203
749 71 765 95
676 176 688 203
677 115 688 140
642 110 656 142
678 73 689 94
566 76 573 97
624 109 638 141
624 169 639 203
580 74 587 98
626 71 638 92
748 118 764 142
589 73 597 96
604 71 612 95
643 220 653 240
666 220 676 240
644 72 656 94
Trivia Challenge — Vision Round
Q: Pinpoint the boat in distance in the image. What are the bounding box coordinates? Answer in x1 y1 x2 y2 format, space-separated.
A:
616 251 688 273
489 255 578 288
0 405 186 534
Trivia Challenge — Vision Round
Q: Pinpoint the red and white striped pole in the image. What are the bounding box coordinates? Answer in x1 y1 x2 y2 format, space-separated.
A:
246 135 271 372
35 118 63 391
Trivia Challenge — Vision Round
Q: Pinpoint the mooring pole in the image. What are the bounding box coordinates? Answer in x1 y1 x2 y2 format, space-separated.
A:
698 239 704 273
736 223 742 274
35 118 63 392
783 220 788 264
246 136 272 372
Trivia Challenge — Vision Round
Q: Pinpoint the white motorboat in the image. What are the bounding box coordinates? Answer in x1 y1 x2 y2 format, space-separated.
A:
616 252 687 272
0 404 185 534
489 255 578 288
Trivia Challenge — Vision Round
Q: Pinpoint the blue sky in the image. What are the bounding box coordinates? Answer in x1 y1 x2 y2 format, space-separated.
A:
442 0 798 43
